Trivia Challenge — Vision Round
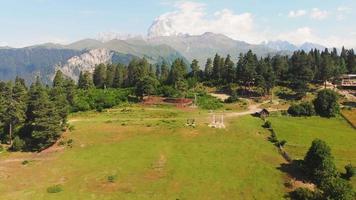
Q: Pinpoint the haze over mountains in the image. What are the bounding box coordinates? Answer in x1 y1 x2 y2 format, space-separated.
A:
0 32 328 83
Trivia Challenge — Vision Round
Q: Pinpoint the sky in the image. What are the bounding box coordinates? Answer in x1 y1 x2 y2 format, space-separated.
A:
0 0 355 48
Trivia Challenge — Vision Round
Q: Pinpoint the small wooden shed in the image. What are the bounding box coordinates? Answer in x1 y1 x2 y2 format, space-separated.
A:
259 109 270 119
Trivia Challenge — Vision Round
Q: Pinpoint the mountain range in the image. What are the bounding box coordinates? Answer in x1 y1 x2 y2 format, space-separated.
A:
0 33 327 83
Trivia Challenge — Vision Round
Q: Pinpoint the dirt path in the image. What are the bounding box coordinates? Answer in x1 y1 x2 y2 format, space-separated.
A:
225 99 283 118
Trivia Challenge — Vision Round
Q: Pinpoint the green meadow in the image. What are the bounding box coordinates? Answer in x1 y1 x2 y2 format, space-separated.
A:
0 105 355 199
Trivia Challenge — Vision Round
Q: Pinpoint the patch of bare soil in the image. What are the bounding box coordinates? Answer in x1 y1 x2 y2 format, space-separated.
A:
209 93 231 101
286 178 316 191
145 154 167 181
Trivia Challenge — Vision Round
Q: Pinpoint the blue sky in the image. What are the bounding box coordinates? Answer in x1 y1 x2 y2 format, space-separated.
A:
0 0 355 47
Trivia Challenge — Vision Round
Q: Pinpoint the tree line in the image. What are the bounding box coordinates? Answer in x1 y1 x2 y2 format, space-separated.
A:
83 47 355 99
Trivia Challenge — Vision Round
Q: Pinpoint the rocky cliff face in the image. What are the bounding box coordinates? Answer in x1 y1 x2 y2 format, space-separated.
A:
57 48 113 81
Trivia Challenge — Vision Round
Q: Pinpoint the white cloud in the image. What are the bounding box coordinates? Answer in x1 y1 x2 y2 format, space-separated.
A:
148 1 263 43
288 10 307 18
0 41 9 47
148 2 356 48
337 6 352 12
336 6 352 20
277 27 317 45
310 8 328 20
96 32 141 42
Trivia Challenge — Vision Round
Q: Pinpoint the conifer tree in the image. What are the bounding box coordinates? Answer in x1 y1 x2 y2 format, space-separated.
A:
106 64 116 88
204 58 213 80
190 59 201 79
160 61 169 83
113 64 125 88
212 54 221 81
53 70 64 88
93 64 107 88
26 78 62 150
0 78 27 145
224 55 235 83
168 58 187 87
78 71 94 90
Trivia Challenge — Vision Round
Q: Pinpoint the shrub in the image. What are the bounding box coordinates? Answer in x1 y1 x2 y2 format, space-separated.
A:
107 175 117 183
269 130 278 143
344 164 355 180
68 125 75 132
197 94 223 110
276 140 287 147
11 136 25 151
22 160 29 165
289 187 321 200
304 139 338 185
0 144 3 152
224 91 239 103
47 185 63 193
288 102 315 117
320 177 355 200
313 89 339 117
67 139 73 148
263 121 272 129
159 85 181 98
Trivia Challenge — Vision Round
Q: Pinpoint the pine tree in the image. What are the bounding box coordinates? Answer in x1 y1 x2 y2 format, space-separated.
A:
240 50 257 89
127 58 149 86
78 71 94 90
160 61 169 83
50 77 69 129
64 79 76 106
168 58 187 87
53 70 64 88
224 55 235 83
26 78 62 150
106 64 116 88
212 54 221 81
346 49 356 73
93 64 107 88
204 58 213 80
113 64 125 88
155 64 160 79
0 78 27 146
190 59 200 78
289 51 314 97
272 55 288 81
320 51 335 88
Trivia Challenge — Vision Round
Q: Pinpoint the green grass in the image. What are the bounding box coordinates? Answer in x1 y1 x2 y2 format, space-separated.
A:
269 115 356 187
0 105 287 200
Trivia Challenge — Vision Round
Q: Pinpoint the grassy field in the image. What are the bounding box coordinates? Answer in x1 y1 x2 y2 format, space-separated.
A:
341 108 356 128
269 115 356 187
0 105 287 200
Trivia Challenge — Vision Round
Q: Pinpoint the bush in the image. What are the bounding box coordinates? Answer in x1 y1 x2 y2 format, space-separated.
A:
47 184 63 193
159 85 181 98
11 136 25 151
0 144 3 152
288 102 315 117
263 121 272 129
72 88 131 112
224 91 239 103
107 175 117 183
344 164 355 180
313 89 339 117
320 177 355 200
304 139 338 185
269 130 278 143
197 94 223 110
289 187 321 200
22 160 29 165
276 140 287 147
